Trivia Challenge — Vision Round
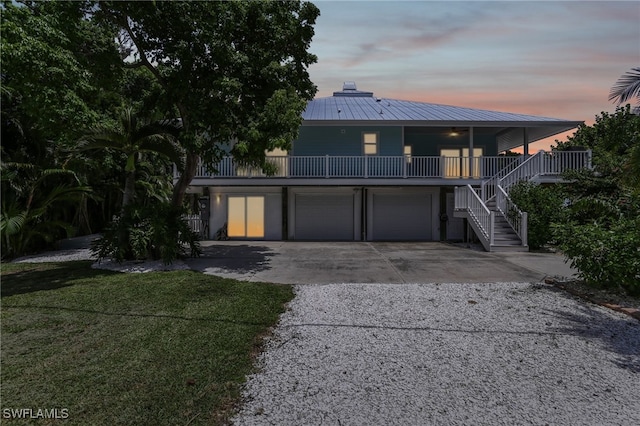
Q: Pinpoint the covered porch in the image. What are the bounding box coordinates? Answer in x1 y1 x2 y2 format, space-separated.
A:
180 150 591 186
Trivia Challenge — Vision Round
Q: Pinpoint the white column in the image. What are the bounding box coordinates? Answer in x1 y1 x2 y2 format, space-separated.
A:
523 128 529 157
468 127 474 178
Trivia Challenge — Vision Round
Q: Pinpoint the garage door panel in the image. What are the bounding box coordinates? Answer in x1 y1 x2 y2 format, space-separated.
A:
295 194 354 240
372 193 432 241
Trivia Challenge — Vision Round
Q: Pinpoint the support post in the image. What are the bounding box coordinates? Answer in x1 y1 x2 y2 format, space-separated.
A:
489 211 495 247
468 127 474 178
325 155 329 178
521 212 528 247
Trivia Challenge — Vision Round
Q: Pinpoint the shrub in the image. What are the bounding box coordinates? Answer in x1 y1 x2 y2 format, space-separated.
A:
553 216 640 295
92 202 201 264
508 181 564 249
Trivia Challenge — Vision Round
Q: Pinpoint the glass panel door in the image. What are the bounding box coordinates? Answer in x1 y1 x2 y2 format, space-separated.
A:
462 148 483 178
227 197 247 237
440 149 461 178
441 148 483 178
246 196 265 238
227 196 264 238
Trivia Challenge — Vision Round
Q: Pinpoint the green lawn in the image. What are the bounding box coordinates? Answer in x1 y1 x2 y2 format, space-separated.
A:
1 261 294 425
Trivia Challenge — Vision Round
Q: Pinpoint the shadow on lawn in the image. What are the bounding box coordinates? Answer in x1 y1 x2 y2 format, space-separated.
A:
544 289 640 373
187 244 276 274
1 261 115 297
3 304 276 327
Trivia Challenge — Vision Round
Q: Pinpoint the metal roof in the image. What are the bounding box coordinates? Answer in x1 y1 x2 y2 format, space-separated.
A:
302 84 582 144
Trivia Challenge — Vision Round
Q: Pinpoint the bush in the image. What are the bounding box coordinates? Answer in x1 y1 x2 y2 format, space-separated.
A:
92 202 201 264
508 181 564 249
553 216 640 295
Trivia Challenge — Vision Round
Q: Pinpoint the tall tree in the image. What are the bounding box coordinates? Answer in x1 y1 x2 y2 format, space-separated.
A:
1 1 122 152
98 1 319 206
1 1 125 236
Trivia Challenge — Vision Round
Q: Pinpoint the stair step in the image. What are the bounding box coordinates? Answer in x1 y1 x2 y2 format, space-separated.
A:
490 245 529 252
493 239 521 245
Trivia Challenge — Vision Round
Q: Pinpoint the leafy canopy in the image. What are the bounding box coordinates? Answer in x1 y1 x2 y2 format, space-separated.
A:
101 1 319 166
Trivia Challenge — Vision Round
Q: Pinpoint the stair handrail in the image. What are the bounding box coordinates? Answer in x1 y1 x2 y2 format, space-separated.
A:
496 185 528 247
455 184 493 250
480 156 523 202
499 151 546 192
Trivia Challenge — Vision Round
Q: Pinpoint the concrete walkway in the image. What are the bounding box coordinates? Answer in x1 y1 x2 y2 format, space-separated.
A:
185 241 577 284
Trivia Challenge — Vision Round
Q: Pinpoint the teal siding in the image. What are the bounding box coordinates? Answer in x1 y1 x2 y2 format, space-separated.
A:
294 126 403 156
404 128 498 156
294 126 498 157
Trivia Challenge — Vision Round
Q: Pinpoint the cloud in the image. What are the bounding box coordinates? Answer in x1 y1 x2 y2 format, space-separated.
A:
309 0 639 127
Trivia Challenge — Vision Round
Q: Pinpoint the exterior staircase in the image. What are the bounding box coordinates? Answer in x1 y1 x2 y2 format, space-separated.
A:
485 200 528 252
453 150 592 253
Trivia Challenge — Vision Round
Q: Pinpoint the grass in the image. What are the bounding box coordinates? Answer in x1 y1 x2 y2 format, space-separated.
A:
1 261 294 425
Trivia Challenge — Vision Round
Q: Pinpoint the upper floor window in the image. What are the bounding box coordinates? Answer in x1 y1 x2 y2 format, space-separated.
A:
363 132 378 155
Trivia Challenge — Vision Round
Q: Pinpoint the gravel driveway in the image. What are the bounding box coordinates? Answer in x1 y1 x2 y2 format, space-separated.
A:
232 282 640 426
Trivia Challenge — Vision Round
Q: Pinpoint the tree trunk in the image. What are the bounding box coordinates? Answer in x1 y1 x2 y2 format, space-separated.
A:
171 152 199 208
122 170 136 210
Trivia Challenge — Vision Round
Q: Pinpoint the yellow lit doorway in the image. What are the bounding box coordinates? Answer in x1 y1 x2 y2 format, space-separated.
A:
227 196 265 238
440 148 483 178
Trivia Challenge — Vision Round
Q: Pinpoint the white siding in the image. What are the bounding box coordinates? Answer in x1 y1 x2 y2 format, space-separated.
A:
208 187 282 240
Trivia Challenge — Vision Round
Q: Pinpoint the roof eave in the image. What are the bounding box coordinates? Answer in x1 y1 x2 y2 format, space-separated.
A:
301 119 583 128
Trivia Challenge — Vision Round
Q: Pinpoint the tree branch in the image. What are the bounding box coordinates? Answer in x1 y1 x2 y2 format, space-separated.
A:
120 15 165 89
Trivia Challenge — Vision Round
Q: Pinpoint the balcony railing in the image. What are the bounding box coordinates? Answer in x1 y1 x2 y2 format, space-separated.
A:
186 155 526 180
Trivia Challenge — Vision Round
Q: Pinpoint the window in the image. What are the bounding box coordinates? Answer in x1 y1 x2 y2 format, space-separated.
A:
227 196 265 238
363 132 378 155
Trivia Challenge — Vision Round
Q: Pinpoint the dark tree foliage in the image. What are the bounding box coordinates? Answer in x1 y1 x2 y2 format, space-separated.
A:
98 1 320 206
2 1 320 260
508 182 564 250
551 107 640 294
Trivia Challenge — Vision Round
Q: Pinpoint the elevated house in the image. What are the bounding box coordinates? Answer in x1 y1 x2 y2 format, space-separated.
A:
182 82 590 251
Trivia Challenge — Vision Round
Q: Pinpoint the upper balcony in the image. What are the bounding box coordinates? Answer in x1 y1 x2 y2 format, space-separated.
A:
181 151 591 187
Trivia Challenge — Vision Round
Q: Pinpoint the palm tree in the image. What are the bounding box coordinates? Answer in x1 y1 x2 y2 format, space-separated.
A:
77 107 184 209
1 163 91 258
609 67 640 113
610 68 640 190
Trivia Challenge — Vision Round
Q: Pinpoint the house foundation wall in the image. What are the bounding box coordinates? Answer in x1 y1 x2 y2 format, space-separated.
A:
203 185 462 242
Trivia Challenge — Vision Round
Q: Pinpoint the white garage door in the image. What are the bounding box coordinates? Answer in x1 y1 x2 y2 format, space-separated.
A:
294 194 354 240
371 193 432 240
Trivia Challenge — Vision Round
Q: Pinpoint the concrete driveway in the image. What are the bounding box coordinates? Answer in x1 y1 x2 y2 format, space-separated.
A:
185 241 576 284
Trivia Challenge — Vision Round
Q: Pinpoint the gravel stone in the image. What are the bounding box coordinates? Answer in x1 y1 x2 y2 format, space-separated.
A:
232 282 640 426
12 248 95 263
12 248 189 273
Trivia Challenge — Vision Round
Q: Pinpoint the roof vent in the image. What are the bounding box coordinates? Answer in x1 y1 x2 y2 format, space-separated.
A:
333 81 374 97
343 81 357 91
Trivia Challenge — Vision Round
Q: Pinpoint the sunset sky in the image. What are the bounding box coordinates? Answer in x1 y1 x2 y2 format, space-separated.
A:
307 0 640 151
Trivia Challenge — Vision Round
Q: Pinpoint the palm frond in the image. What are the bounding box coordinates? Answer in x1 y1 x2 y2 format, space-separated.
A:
133 120 183 142
138 136 185 165
0 210 26 235
609 67 640 105
77 130 128 151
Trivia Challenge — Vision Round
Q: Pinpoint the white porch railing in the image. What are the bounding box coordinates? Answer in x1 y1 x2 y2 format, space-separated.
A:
454 185 493 251
184 214 207 238
499 150 592 192
186 155 524 180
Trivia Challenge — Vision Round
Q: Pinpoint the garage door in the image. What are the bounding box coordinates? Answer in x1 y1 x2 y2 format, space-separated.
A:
371 193 432 240
294 194 354 240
